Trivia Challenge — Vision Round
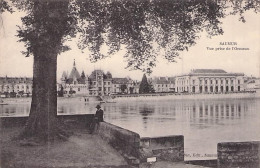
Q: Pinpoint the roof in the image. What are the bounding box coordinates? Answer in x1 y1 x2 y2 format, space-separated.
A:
175 69 244 77
66 78 86 84
89 70 113 80
65 60 87 84
68 67 81 79
191 69 227 74
89 70 104 79
150 77 175 84
62 71 68 79
0 77 33 85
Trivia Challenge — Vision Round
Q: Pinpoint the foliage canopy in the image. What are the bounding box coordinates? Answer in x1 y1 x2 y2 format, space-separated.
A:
2 0 259 73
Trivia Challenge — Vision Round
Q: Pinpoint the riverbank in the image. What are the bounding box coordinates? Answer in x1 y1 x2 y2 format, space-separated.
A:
0 128 129 168
2 116 259 167
1 91 259 105
112 92 259 102
0 116 209 168
0 115 129 168
0 127 207 168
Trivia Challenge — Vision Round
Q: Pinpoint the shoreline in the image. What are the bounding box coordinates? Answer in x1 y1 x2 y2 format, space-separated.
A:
112 91 259 101
1 91 259 104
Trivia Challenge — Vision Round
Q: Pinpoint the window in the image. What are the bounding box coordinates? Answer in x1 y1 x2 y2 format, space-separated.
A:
210 80 213 84
78 88 80 91
238 80 240 84
108 82 110 85
200 80 202 85
205 80 207 84
216 80 218 84
231 80 233 84
226 80 228 84
104 82 106 85
193 80 195 85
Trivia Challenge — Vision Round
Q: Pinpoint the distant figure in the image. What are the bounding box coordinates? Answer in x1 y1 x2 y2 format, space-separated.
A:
89 104 104 134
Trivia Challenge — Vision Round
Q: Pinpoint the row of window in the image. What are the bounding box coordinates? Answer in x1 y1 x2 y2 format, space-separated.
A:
177 79 241 85
177 85 241 92
199 79 241 85
0 85 31 89
156 84 174 87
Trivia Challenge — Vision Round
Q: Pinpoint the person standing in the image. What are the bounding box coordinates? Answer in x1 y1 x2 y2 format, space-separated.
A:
94 104 104 122
89 104 104 134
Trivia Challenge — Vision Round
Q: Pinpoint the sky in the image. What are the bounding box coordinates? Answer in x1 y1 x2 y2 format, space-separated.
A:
0 8 260 81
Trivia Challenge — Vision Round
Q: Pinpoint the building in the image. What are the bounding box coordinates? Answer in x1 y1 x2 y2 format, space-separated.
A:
111 78 139 94
149 77 175 93
175 69 244 93
60 60 89 96
59 60 140 96
244 77 260 92
0 76 33 97
88 70 113 96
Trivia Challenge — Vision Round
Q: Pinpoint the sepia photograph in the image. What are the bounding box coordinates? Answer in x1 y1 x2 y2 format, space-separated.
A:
0 0 260 167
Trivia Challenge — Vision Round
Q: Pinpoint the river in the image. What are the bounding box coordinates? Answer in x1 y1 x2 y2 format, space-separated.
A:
1 97 260 160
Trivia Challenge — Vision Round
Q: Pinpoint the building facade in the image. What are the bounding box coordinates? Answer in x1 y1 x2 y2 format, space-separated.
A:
88 70 113 96
59 60 140 96
244 77 260 92
175 69 245 93
0 77 33 97
112 78 139 94
60 60 89 96
149 77 175 93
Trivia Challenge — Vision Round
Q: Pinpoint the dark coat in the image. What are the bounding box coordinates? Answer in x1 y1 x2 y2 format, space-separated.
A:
95 109 104 122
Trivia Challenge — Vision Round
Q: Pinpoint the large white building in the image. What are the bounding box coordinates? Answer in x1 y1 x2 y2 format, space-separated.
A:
175 69 245 93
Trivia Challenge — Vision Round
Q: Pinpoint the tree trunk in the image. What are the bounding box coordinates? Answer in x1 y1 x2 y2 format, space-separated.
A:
24 47 60 141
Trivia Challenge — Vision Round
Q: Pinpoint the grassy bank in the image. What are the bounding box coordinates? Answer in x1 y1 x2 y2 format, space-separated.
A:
0 127 128 168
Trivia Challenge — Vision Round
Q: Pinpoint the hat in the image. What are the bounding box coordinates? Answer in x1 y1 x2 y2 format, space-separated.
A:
96 104 101 109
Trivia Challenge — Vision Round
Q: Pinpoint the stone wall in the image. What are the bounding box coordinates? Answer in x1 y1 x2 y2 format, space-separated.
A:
140 136 184 162
217 141 260 168
96 122 141 159
0 114 94 128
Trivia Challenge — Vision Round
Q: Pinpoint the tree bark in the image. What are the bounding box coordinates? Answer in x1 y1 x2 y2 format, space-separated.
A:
24 47 60 141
